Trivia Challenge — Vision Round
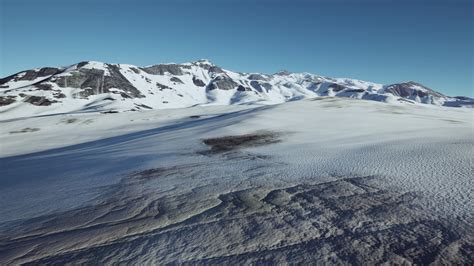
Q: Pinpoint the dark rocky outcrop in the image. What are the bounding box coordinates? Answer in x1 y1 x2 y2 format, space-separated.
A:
119 92 132 98
250 81 272 93
0 96 16 106
247 74 268 81
237 85 251 91
283 82 294 89
0 67 63 86
306 82 322 91
384 82 444 98
443 96 474 107
23 96 57 106
0 74 18 85
192 77 206 87
345 88 366 93
261 83 272 92
104 65 144 97
19 67 62 81
141 64 184 75
53 92 67 99
130 67 141 74
250 81 264 92
170 77 184 84
327 83 347 92
208 66 225 75
34 83 53 91
135 103 153 109
192 59 213 70
156 82 172 91
76 61 89 68
207 76 238 91
453 96 472 100
54 64 143 99
54 68 104 89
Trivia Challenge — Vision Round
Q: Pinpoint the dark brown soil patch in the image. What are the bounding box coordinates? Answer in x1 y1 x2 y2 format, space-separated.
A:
9 128 40 134
202 132 280 154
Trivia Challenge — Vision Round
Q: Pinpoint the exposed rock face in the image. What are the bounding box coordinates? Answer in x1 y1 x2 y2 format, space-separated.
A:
208 66 225 75
141 64 184 75
76 61 89 68
34 84 53 91
130 67 141 74
156 82 172 91
170 77 184 84
237 85 251 91
345 88 366 93
53 64 143 99
261 83 272 91
444 96 474 107
248 74 268 81
327 83 347 92
23 96 57 106
250 81 264 92
104 65 144 98
23 67 62 81
383 81 445 98
0 96 16 106
207 75 238 91
0 67 62 86
55 68 104 90
192 76 206 87
0 75 17 86
53 92 66 98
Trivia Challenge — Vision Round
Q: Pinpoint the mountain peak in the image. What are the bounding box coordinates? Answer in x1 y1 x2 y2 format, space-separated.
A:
275 70 292 76
75 61 107 69
192 59 215 66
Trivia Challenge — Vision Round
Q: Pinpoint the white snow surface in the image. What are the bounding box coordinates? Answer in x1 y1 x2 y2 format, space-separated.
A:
0 98 472 227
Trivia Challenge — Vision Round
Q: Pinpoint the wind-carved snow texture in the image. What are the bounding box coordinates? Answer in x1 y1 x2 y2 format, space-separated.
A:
0 98 473 264
0 132 472 264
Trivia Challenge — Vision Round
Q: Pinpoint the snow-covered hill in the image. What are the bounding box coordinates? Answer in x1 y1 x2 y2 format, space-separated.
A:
0 59 472 118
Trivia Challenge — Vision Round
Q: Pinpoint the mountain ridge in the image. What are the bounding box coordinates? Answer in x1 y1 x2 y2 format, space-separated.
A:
1 60 472 118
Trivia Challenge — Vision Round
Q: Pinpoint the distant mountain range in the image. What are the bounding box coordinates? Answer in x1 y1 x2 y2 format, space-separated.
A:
1 59 472 118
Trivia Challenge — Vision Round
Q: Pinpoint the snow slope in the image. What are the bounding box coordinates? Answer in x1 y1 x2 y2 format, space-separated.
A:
1 60 472 119
0 98 472 264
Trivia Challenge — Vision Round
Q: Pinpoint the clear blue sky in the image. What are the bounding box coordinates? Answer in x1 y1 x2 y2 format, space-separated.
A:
1 0 473 96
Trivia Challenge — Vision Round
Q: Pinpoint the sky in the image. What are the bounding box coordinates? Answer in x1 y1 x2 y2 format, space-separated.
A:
1 0 473 96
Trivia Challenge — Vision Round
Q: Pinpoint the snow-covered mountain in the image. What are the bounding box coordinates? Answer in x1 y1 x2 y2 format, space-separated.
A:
1 59 472 118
